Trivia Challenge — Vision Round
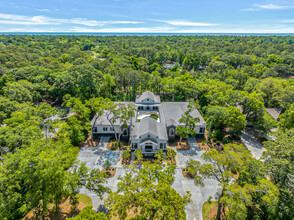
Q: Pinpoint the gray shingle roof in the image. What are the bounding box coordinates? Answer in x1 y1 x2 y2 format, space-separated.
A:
130 117 168 140
265 108 282 121
161 102 206 126
135 91 161 103
90 102 136 126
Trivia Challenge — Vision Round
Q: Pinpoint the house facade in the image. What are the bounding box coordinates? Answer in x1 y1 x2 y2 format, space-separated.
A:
91 91 207 157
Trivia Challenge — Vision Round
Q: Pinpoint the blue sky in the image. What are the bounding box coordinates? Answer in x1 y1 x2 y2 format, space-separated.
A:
0 0 294 33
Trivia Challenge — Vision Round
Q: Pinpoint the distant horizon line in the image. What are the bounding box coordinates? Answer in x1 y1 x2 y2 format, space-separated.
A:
1 32 294 36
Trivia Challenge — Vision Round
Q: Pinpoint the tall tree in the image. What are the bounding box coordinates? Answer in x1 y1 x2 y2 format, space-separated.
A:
105 162 191 219
105 102 136 143
263 129 294 219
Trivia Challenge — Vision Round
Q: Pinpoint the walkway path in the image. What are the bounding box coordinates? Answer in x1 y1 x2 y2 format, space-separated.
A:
241 132 266 159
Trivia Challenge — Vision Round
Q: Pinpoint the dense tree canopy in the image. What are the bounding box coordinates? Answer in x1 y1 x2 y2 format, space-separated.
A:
105 162 191 219
0 35 293 219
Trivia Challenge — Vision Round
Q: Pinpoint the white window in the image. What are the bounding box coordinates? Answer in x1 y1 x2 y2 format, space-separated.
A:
199 127 205 133
110 127 114 131
93 127 98 132
103 127 108 132
160 143 163 149
123 129 128 135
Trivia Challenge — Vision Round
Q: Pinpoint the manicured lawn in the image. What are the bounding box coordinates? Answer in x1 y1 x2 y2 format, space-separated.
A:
202 201 218 220
77 194 92 207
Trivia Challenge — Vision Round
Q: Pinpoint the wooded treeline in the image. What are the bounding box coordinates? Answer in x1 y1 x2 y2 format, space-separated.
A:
0 35 293 137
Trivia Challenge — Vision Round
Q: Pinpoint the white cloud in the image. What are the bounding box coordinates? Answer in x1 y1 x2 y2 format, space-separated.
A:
2 25 294 34
256 4 292 10
70 18 142 26
153 19 217 26
70 26 174 33
243 3 293 11
0 13 58 25
0 13 142 26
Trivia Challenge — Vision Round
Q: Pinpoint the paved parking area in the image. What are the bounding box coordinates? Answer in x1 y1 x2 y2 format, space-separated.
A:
177 138 207 167
241 132 266 159
78 136 219 220
78 136 123 210
175 138 219 220
78 136 121 170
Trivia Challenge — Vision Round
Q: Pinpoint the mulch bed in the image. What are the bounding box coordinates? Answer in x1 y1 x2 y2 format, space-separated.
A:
102 168 116 178
169 137 190 150
182 168 196 179
79 136 100 148
106 138 130 151
176 142 190 150
196 138 211 151
122 160 131 165
166 158 176 165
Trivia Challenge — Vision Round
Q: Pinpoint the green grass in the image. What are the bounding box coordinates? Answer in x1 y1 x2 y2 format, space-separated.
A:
202 201 218 220
77 194 92 207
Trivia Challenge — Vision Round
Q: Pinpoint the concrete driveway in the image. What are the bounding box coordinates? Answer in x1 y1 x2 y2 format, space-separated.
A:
78 136 219 220
78 136 121 170
241 132 266 159
175 137 219 220
177 138 207 167
78 136 122 210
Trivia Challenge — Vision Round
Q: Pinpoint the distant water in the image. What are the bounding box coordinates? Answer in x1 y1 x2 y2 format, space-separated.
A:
1 32 294 36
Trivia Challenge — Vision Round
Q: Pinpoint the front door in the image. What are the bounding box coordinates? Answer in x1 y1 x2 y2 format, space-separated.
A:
145 145 153 152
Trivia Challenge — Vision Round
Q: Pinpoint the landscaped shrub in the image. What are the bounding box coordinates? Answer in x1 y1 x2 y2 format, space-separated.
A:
201 140 206 145
150 113 159 120
122 150 131 162
167 149 176 160
222 137 231 144
212 129 224 141
216 141 220 145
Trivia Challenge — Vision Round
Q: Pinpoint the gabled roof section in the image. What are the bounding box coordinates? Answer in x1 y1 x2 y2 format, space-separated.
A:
135 91 161 103
161 102 206 126
90 102 136 126
265 108 282 121
130 117 168 140
139 117 158 137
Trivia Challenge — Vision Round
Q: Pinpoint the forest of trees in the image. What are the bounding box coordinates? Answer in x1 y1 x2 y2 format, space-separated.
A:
0 35 293 219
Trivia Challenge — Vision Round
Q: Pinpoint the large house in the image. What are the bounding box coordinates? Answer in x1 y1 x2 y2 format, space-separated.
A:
91 91 206 157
